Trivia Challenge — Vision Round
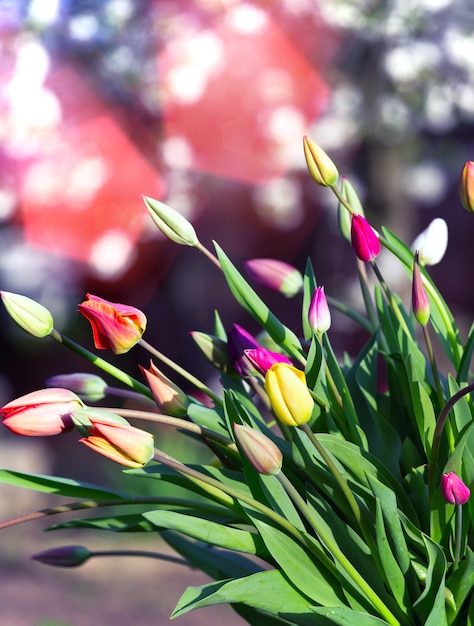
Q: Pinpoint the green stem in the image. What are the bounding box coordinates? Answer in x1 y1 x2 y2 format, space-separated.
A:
428 382 474 502
196 241 222 270
300 423 362 528
50 329 153 399
110 408 237 451
370 261 412 338
453 504 463 571
90 549 189 567
331 184 355 216
139 339 222 406
277 471 400 626
326 295 372 333
0 496 226 530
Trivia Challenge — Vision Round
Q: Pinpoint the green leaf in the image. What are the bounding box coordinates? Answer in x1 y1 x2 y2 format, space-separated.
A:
0 470 126 500
447 376 474 439
311 607 391 625
144 509 266 555
214 242 303 362
171 569 312 620
413 535 447 626
457 321 474 384
302 258 317 341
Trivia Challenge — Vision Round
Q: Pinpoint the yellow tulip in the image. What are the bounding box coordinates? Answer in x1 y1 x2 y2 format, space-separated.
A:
264 363 314 427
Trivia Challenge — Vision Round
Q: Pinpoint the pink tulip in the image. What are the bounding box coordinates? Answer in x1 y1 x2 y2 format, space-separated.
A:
351 214 380 262
1 388 82 436
308 286 331 334
244 347 292 376
441 472 470 505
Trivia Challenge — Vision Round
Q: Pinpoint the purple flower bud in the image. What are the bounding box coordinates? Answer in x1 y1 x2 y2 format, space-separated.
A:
308 286 331 334
227 324 260 376
441 472 470 505
350 214 380 262
32 545 91 567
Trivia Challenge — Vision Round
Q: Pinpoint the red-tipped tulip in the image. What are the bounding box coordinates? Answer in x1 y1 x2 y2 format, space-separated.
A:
244 347 292 376
1 388 82 436
441 472 470 505
460 161 474 212
80 418 154 468
244 259 303 298
140 360 189 417
308 286 331 334
264 363 314 427
303 136 339 187
78 294 146 355
233 424 282 475
350 214 381 262
412 252 430 326
32 545 91 567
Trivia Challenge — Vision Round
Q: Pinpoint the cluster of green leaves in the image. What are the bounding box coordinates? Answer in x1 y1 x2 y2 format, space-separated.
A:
1 219 473 625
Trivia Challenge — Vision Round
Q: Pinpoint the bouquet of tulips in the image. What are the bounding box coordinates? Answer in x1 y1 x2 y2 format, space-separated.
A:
0 138 473 626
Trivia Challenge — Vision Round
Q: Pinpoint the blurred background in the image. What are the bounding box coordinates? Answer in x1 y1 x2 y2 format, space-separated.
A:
0 0 474 624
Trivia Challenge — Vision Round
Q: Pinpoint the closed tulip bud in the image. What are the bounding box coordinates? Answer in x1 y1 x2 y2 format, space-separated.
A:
78 294 146 355
233 424 282 475
227 324 261 377
411 218 448 266
244 259 303 298
264 363 314 427
45 373 108 402
459 161 474 212
308 286 331 334
143 196 199 246
244 347 292 376
441 472 470 505
80 418 154 468
350 214 381 262
32 545 91 567
1 388 82 436
412 252 430 326
140 360 189 417
303 136 339 187
190 331 234 373
1 291 54 338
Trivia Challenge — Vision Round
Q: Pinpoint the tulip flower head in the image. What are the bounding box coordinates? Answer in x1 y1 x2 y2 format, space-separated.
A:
244 259 303 298
140 360 189 417
45 373 108 402
80 418 154 468
351 214 381 262
233 424 282 475
32 545 91 568
459 161 474 212
441 472 470 505
411 218 448 267
308 286 331 334
303 136 339 187
1 291 54 338
264 363 314 427
412 252 430 326
143 196 199 246
78 294 146 355
244 347 292 376
1 388 82 436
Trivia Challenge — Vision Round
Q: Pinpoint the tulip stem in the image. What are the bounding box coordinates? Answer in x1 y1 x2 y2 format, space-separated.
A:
428 382 474 504
50 329 154 399
89 549 190 566
138 339 222 406
0 496 228 531
196 241 222 270
331 185 355 216
453 504 463 572
109 408 237 452
277 470 400 626
300 423 362 527
421 325 447 432
370 261 412 338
